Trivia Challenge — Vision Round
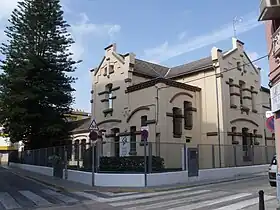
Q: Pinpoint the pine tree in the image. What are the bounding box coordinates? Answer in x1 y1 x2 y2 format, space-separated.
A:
0 0 78 149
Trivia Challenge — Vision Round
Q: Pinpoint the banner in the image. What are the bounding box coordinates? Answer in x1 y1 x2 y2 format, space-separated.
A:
119 136 130 156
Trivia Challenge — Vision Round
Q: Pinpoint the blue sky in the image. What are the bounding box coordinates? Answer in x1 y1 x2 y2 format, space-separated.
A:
0 0 269 112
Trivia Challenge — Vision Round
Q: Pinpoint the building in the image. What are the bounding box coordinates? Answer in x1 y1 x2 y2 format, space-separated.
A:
90 37 274 169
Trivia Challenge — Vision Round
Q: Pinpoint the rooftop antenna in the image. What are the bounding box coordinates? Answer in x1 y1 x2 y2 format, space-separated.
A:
233 16 243 38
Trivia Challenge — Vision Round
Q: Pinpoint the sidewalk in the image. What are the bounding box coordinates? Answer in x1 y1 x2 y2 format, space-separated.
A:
6 165 268 193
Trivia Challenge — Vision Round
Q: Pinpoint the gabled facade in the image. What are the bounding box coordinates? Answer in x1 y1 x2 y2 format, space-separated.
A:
91 38 273 168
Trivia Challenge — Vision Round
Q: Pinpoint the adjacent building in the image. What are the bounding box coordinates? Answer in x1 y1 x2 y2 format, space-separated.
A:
89 37 274 168
258 0 280 166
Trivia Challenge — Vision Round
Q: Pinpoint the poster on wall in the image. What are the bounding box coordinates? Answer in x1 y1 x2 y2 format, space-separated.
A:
119 136 130 156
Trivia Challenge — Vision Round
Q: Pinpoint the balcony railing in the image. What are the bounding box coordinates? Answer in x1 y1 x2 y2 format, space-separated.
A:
273 26 280 57
259 0 280 21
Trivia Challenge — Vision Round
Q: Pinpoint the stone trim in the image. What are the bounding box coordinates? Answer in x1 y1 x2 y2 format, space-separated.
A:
243 96 252 100
126 106 150 123
230 118 258 127
126 77 201 93
169 92 193 103
206 132 218 136
124 78 132 83
96 118 121 126
230 92 240 96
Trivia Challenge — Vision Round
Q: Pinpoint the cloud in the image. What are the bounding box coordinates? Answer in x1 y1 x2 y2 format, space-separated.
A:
144 12 262 63
69 12 121 60
178 31 187 40
0 0 18 21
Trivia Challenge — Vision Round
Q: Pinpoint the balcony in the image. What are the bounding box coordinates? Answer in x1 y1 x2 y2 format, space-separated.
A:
273 26 280 57
259 0 280 21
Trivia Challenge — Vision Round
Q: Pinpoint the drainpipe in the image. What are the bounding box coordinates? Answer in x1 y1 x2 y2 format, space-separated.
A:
214 67 222 168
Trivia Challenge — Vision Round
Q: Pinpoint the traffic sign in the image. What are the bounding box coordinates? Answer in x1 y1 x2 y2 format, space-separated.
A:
141 126 149 140
89 130 98 141
266 116 275 132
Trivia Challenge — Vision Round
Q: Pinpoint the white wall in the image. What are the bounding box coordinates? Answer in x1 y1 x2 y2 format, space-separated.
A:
94 173 145 187
9 163 268 187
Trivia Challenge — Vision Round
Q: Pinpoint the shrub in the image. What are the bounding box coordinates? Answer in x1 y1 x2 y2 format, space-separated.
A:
82 147 165 172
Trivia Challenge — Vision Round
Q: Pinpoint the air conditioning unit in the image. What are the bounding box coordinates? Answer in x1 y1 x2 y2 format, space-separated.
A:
259 0 280 21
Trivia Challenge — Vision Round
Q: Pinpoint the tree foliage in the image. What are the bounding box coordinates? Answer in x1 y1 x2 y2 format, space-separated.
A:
0 0 78 149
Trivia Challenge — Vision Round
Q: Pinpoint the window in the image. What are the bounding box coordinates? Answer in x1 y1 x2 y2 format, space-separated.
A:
184 101 193 129
173 107 182 137
251 87 255 111
253 129 257 144
130 126 136 154
237 61 242 70
269 98 272 109
105 84 113 109
231 127 236 144
109 65 114 74
239 81 245 106
141 116 147 127
229 79 234 106
242 128 248 151
103 67 108 76
272 19 280 34
112 128 120 157
80 139 86 160
74 140 79 161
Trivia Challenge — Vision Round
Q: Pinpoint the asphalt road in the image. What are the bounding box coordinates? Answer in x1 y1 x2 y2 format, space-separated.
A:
0 166 95 209
0 166 278 209
78 175 278 210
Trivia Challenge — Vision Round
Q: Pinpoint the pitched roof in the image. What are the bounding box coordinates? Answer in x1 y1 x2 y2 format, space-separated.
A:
134 59 169 77
133 56 213 79
166 57 213 78
69 117 91 133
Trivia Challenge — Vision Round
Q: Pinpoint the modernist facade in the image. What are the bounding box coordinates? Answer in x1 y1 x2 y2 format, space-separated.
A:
88 37 273 168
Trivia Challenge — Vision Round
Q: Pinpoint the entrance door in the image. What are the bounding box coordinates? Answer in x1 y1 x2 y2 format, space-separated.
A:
188 148 199 177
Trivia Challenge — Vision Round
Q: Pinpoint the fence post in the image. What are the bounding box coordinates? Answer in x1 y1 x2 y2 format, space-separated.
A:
234 145 237 167
212 145 215 168
148 142 152 173
184 144 187 171
265 146 269 164
144 140 147 187
91 143 95 187
64 146 68 180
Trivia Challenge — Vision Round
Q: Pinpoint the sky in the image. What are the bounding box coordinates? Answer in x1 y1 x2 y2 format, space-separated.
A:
0 0 270 112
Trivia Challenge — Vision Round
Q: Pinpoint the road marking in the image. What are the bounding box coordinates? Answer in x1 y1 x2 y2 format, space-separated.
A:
0 192 21 209
214 195 275 210
96 186 200 202
19 190 51 207
73 192 100 200
102 192 138 196
166 193 251 210
123 191 228 210
111 189 210 207
42 189 78 204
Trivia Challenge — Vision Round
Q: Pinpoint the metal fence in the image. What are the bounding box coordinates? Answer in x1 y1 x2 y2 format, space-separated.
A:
9 141 275 173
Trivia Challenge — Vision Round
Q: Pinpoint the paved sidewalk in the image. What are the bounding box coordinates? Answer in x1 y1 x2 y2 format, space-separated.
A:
244 198 280 209
6 165 268 193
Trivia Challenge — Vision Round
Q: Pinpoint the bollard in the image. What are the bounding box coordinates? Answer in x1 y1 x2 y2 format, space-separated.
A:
259 190 265 210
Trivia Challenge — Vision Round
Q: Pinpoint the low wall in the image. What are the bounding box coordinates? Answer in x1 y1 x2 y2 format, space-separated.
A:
95 173 145 187
147 164 269 186
9 162 268 187
10 163 53 176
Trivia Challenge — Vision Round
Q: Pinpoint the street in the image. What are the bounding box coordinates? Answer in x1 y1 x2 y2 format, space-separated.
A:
75 175 278 210
0 166 278 209
0 167 94 209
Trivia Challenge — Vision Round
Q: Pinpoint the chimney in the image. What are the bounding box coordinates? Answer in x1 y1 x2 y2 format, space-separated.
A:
104 43 116 57
232 37 244 51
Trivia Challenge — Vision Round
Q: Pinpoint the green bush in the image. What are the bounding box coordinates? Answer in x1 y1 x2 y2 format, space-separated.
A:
82 147 165 172
99 156 165 172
